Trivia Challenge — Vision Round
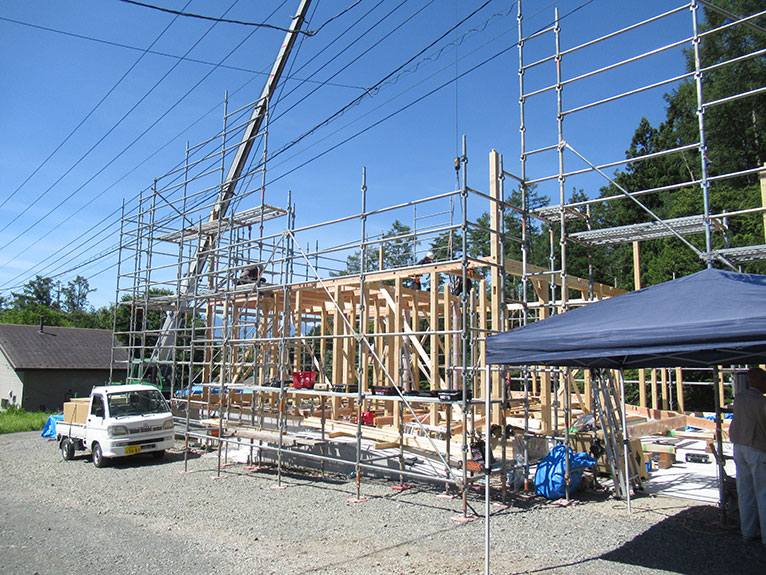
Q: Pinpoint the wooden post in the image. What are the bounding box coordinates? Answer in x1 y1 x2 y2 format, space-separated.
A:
320 309 328 384
293 291 302 373
392 278 403 428
651 369 658 411
331 286 343 414
718 368 726 408
675 367 684 413
360 291 369 394
489 150 503 423
429 272 439 425
638 370 646 408
632 241 641 292
443 284 451 389
661 368 669 411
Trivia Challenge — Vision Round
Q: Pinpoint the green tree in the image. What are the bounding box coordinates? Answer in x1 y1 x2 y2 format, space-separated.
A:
61 276 95 313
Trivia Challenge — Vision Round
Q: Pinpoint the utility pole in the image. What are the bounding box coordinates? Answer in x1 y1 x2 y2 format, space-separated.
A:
151 0 312 365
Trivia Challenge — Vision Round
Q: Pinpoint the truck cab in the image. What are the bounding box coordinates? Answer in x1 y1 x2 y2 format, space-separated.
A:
58 384 175 467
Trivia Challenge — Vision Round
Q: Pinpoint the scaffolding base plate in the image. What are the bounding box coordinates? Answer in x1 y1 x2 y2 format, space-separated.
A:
347 497 369 504
451 515 478 524
391 483 413 491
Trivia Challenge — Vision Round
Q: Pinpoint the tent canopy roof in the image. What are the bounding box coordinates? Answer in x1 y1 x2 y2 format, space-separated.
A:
486 268 766 369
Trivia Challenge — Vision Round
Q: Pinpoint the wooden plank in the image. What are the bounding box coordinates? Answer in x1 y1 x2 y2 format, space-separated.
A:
502 258 626 298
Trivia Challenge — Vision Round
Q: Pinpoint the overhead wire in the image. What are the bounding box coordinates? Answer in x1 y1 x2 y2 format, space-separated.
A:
0 16 366 90
119 0 362 36
4 0 596 295
0 0 241 238
0 0 288 273
1 0 499 291
266 0 596 184
0 1 192 213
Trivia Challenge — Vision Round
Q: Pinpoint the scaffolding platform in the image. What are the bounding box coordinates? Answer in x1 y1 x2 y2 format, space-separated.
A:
570 215 725 246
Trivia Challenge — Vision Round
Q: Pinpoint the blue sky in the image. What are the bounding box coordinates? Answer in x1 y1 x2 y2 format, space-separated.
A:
0 0 694 307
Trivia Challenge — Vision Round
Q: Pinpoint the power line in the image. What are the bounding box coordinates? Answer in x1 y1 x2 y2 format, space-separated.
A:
0 16 367 90
3 0 595 294
0 0 240 238
266 0 596 185
118 0 362 37
0 2 191 212
2 1 492 289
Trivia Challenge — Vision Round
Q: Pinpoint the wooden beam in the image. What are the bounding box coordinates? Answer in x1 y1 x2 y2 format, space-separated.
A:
502 258 626 298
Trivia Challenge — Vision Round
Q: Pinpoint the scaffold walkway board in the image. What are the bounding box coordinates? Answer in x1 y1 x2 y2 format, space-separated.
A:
712 244 766 264
532 205 586 224
158 205 287 243
570 215 723 246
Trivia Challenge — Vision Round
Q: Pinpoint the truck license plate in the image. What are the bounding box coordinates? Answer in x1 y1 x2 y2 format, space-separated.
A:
125 445 141 455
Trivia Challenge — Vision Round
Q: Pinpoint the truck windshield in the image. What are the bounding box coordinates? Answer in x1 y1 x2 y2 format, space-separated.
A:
107 389 170 417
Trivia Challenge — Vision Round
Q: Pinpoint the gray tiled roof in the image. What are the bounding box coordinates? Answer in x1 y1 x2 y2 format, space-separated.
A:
0 324 127 370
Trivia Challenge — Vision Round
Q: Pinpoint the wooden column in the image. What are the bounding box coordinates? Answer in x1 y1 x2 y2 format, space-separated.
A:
443 284 451 389
331 286 343 414
392 278 403 428
319 308 328 384
675 366 684 413
632 241 641 291
651 369 658 410
661 368 669 411
489 150 504 423
293 291 303 373
360 291 369 393
429 272 439 425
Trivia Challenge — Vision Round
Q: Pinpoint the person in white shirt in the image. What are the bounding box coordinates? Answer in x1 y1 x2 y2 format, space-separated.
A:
729 367 766 544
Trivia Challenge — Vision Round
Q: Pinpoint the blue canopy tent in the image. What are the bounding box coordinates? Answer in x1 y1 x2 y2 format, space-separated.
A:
486 268 766 369
486 268 766 514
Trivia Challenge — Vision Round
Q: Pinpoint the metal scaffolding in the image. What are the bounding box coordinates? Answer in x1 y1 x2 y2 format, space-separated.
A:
110 1 763 541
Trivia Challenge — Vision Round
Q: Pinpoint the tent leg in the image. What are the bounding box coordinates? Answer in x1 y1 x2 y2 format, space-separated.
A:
713 366 726 526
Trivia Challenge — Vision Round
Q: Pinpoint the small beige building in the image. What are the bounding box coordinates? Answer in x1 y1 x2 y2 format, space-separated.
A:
0 324 126 412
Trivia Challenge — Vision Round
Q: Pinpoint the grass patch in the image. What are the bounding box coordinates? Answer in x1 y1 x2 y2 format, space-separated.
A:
0 406 51 434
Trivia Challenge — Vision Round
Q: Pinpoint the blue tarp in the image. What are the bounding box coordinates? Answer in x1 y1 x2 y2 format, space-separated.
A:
41 414 63 439
534 444 597 500
487 269 766 368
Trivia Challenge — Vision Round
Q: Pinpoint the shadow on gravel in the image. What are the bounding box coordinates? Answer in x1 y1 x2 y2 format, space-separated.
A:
68 448 199 469
600 505 766 575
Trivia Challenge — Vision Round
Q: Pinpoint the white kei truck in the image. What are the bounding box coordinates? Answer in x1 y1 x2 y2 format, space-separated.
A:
56 384 175 467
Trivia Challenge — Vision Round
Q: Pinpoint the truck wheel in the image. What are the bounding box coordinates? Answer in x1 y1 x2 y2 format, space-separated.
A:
151 449 165 460
61 438 75 461
92 443 108 468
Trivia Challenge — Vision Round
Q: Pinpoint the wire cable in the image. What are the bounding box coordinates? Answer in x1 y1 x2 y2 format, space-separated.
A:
119 0 362 37
0 16 366 90
0 2 191 212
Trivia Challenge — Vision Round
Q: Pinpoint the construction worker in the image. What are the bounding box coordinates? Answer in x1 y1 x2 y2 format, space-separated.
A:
412 251 434 290
729 367 766 545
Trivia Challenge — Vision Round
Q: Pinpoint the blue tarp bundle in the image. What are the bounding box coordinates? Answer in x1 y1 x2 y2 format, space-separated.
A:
487 269 766 368
41 414 63 439
534 444 596 500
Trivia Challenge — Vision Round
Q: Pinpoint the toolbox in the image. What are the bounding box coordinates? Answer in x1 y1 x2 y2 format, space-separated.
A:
371 385 397 396
438 389 473 402
332 384 359 393
291 371 317 389
409 389 439 397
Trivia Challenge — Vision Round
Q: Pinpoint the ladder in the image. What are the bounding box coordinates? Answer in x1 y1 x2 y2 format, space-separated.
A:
591 369 642 499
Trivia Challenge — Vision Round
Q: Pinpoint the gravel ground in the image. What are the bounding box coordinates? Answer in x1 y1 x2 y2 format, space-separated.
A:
1 431 764 575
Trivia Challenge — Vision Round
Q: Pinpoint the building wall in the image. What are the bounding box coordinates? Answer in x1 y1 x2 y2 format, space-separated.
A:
0 351 23 408
20 369 125 412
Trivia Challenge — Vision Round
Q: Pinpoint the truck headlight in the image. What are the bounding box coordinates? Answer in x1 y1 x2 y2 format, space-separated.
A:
163 419 174 430
108 425 128 437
